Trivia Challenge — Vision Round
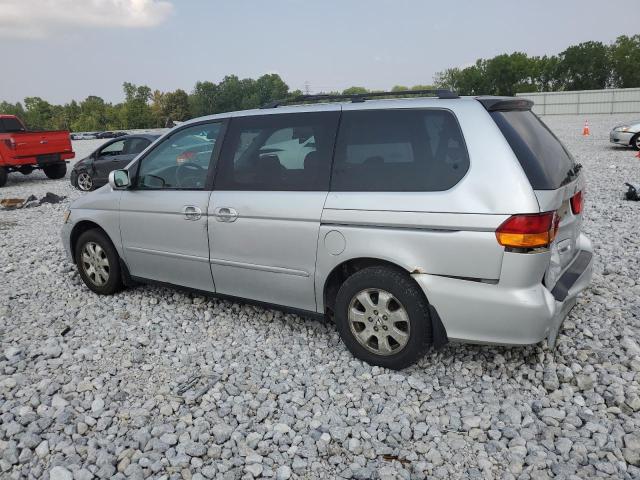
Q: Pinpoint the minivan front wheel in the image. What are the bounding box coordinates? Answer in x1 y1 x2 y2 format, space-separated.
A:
334 266 432 369
632 133 640 151
75 229 123 295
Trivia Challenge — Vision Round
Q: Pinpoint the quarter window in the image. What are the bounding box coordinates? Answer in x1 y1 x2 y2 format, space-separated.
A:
136 123 222 190
216 112 339 191
331 109 470 192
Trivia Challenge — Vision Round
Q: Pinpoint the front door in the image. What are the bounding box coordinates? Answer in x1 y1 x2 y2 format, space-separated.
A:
119 121 224 291
208 109 340 311
93 139 127 182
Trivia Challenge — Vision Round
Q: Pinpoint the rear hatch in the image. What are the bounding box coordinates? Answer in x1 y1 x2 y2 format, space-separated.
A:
481 98 585 290
9 130 73 159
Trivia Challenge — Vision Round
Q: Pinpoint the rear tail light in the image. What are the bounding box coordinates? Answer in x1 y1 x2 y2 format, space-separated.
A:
496 212 559 249
570 191 583 215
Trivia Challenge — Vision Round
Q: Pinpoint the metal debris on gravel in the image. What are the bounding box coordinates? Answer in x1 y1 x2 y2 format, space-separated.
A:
1 117 639 479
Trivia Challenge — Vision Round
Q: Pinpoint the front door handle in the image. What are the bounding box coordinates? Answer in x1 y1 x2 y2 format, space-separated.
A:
183 205 202 221
214 207 238 222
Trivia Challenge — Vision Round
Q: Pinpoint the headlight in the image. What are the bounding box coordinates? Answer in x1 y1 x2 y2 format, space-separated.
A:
63 210 71 224
614 126 630 132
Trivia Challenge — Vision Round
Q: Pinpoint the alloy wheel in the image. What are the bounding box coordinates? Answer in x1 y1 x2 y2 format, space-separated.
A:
77 172 93 191
348 288 411 356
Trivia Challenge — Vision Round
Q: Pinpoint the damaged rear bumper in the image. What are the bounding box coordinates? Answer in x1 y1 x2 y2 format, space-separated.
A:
412 233 594 348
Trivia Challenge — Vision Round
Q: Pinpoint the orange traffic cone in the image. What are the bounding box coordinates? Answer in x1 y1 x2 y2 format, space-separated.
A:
582 120 590 136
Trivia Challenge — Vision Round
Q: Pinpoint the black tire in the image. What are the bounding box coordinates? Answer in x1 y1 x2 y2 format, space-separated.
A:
74 229 123 295
0 167 7 187
43 162 67 179
334 266 432 370
631 133 640 151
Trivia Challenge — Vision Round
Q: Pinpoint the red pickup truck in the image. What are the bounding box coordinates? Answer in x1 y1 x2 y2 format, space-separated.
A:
0 114 75 187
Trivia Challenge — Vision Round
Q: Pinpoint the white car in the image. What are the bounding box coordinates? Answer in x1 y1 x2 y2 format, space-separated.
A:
610 120 640 150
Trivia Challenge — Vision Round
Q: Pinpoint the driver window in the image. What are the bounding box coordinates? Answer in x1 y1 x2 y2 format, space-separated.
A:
99 140 125 157
136 122 222 190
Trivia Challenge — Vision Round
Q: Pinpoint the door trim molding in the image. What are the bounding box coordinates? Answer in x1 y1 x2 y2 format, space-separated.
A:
209 257 309 277
126 246 210 263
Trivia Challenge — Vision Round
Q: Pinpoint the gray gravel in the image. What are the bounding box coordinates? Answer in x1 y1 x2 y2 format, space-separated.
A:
1 115 640 479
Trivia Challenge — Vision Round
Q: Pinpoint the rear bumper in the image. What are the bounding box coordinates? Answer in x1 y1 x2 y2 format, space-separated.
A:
4 152 75 167
610 131 634 146
413 233 593 347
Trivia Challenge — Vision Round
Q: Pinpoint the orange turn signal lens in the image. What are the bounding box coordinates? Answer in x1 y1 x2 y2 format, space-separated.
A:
496 212 558 248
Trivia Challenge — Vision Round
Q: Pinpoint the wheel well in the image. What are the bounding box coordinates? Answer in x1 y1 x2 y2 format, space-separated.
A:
323 258 411 316
69 221 110 262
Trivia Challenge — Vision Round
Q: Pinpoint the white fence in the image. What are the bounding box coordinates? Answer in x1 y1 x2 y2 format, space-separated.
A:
515 88 640 115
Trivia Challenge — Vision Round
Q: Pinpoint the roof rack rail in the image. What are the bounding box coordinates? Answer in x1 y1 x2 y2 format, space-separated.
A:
260 89 459 109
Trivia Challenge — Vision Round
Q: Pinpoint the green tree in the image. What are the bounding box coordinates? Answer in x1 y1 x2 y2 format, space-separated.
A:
23 97 55 130
189 81 218 117
0 101 26 119
342 86 369 95
122 82 153 129
557 41 611 90
161 89 190 125
255 74 289 106
215 75 246 113
484 52 534 95
610 34 640 88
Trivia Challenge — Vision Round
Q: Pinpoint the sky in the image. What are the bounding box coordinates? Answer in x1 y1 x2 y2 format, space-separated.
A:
0 0 638 104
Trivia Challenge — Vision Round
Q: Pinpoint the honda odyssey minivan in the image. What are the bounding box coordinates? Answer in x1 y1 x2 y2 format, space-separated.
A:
61 90 593 369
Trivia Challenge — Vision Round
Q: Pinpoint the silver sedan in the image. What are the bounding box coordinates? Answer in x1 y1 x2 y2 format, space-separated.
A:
610 119 640 150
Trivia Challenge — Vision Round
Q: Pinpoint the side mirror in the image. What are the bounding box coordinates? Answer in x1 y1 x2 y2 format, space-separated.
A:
109 170 130 190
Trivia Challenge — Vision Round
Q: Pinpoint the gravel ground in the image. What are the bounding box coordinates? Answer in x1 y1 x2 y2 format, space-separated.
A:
1 114 640 479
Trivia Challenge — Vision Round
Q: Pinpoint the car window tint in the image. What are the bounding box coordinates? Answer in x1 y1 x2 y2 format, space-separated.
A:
490 110 575 190
216 112 339 191
136 123 222 190
331 109 469 192
100 140 125 156
0 118 25 133
125 138 150 155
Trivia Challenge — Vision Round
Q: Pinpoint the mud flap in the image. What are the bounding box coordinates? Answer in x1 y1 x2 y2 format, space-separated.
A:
428 304 449 350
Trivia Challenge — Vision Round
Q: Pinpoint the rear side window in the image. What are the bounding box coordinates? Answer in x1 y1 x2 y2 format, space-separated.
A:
0 118 25 133
331 109 469 192
216 112 340 191
490 110 575 190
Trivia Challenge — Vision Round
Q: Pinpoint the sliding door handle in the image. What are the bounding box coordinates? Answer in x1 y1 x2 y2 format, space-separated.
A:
182 205 202 220
214 207 238 222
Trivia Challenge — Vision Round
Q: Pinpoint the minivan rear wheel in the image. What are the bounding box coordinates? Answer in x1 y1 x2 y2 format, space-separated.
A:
334 266 432 369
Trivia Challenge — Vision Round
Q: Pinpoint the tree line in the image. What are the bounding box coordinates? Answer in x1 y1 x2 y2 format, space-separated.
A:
434 34 640 96
1 34 639 131
0 74 291 132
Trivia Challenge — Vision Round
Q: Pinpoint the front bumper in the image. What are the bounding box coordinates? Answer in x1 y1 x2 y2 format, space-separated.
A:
610 130 635 146
413 233 594 347
61 220 73 262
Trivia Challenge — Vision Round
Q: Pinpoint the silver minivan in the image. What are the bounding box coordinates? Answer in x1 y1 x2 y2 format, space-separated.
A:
61 90 593 369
